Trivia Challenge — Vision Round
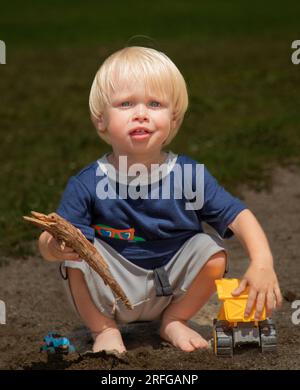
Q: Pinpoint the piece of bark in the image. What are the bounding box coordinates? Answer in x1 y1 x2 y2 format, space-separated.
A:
23 211 132 310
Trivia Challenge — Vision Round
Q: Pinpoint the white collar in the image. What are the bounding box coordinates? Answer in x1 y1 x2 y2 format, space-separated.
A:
97 151 178 186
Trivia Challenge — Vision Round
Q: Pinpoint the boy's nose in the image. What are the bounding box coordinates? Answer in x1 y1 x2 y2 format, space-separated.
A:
132 104 149 122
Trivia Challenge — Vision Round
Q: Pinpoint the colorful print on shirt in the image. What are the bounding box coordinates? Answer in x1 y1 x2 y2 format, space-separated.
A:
92 224 146 241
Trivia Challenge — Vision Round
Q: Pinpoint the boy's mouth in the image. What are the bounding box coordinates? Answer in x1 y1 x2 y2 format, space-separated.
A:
129 128 152 140
129 128 151 135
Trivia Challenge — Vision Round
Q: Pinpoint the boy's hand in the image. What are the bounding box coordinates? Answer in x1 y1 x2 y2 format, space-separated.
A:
231 264 283 320
39 231 81 262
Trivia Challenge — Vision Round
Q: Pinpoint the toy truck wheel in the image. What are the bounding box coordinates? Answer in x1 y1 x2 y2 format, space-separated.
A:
213 321 233 357
58 345 70 355
259 319 277 353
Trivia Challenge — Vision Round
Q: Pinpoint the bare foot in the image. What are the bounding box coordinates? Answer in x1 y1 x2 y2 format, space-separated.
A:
160 319 209 352
92 327 126 354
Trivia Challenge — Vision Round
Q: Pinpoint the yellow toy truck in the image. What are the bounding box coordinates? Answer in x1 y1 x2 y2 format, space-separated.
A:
213 278 277 357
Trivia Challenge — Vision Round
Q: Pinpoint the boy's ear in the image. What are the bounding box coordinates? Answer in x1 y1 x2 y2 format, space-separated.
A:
171 112 177 129
95 114 106 133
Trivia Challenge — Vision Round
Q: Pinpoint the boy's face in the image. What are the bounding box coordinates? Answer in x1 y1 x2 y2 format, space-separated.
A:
96 84 176 156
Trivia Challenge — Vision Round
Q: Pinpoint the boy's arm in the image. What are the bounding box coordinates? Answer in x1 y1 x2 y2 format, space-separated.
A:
228 209 282 319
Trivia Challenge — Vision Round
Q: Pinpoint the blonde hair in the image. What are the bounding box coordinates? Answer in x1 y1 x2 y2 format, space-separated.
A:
89 46 188 145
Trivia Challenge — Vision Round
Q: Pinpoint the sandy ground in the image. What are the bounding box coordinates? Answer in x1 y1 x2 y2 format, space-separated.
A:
0 166 300 370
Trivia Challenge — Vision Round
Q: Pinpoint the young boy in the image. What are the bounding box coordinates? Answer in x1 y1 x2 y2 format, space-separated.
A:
38 46 282 354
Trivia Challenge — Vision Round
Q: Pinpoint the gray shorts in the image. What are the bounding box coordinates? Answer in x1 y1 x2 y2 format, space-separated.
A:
60 233 228 324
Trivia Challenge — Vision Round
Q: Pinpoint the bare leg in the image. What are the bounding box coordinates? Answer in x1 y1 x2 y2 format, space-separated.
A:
160 251 226 352
68 268 126 353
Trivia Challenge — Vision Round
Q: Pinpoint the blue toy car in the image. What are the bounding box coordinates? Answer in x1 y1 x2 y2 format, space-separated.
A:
40 331 76 354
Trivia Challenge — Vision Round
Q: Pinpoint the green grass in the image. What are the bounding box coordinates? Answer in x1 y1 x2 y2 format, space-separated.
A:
1 0 300 47
0 1 300 259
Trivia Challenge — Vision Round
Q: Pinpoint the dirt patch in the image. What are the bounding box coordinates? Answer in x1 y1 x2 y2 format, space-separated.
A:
1 166 300 370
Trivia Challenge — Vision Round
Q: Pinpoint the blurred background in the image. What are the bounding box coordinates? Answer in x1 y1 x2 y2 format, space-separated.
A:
0 0 299 259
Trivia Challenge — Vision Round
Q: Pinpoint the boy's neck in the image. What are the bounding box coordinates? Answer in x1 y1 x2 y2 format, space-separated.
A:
107 151 168 174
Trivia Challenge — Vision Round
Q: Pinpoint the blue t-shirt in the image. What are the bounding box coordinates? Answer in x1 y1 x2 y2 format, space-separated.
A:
56 152 246 269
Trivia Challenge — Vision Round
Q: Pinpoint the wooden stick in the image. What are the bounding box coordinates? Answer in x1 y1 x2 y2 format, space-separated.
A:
23 211 132 310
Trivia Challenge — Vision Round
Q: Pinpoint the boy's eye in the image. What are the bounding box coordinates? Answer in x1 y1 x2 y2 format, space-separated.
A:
149 101 161 107
120 101 131 107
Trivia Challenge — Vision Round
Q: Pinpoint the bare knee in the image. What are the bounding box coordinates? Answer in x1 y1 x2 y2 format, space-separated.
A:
204 250 227 279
